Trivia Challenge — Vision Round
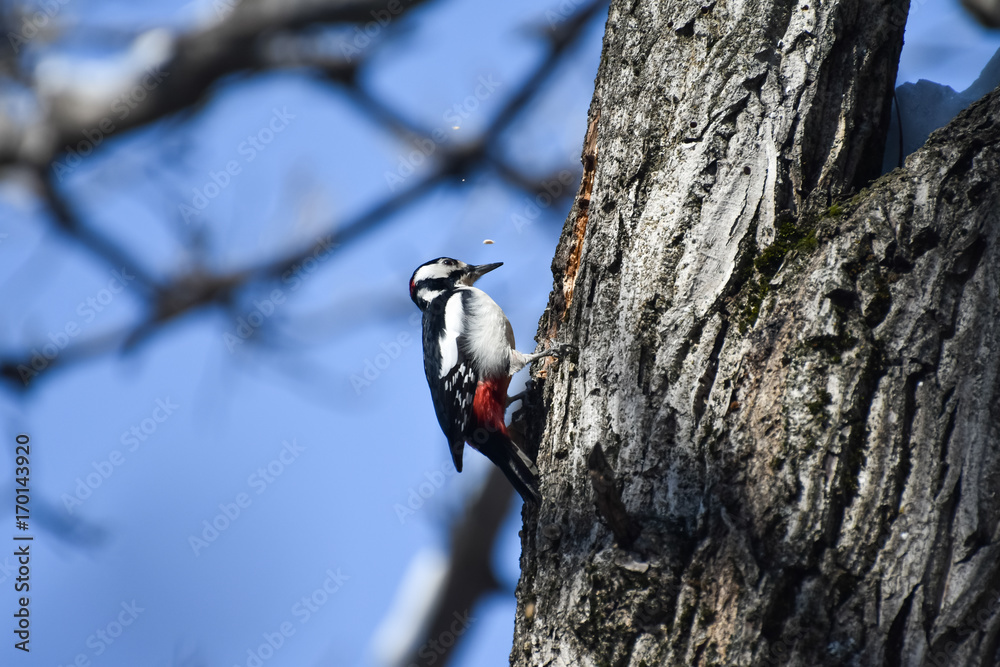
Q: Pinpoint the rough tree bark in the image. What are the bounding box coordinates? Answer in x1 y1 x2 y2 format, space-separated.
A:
511 0 1000 665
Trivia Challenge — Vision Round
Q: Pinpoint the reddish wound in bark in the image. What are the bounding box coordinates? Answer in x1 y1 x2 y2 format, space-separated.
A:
560 108 600 325
536 108 599 380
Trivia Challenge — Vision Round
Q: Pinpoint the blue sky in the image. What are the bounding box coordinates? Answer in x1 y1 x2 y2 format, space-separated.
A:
0 1 998 666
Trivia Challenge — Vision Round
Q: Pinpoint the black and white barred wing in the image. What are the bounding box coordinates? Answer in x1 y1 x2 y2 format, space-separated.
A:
422 291 479 472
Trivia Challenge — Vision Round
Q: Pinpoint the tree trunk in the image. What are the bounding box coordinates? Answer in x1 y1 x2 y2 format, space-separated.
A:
511 1 1000 665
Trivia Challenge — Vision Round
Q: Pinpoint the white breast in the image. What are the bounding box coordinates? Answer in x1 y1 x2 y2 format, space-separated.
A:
457 287 512 377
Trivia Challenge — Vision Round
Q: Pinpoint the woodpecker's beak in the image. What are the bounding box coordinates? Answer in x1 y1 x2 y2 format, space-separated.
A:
461 262 503 285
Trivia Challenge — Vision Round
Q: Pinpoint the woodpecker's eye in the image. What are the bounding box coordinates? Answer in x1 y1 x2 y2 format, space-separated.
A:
442 259 456 266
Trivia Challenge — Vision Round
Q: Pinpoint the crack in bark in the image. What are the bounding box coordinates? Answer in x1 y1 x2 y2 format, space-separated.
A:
886 587 916 667
692 321 728 425
888 368 927 523
934 399 958 496
588 444 642 548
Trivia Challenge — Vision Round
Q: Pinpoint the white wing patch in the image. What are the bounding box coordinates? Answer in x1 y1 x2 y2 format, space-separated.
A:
438 293 466 378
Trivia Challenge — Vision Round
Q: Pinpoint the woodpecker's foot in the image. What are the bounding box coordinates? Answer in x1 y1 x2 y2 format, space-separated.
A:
506 390 527 407
511 342 577 375
509 380 544 414
547 342 577 358
533 341 576 366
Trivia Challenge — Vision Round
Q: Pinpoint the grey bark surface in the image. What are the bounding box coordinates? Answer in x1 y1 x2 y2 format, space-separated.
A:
511 0 1000 665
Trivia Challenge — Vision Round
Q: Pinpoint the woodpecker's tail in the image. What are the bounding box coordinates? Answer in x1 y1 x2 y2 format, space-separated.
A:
478 430 541 505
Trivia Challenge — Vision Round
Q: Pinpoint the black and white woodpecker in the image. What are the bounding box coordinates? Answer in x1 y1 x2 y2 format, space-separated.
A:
408 257 561 504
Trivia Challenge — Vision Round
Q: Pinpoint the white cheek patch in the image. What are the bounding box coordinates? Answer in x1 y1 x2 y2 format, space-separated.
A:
438 293 465 377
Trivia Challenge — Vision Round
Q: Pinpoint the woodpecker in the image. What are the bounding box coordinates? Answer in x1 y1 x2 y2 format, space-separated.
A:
409 257 559 504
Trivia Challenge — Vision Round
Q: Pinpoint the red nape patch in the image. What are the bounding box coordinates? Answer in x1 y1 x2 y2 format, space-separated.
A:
472 377 511 434
409 277 415 298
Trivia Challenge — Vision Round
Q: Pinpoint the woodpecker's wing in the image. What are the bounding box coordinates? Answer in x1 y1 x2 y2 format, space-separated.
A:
438 359 477 471
422 291 480 472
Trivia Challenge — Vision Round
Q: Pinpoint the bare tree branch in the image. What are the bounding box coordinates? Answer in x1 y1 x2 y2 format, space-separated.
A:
0 0 605 394
37 167 158 288
0 0 432 166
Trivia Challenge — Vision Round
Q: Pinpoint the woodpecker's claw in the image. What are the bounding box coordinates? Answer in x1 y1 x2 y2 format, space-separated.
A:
547 342 577 358
506 390 527 407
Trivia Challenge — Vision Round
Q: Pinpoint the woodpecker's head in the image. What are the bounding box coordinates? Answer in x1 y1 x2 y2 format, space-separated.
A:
409 257 502 310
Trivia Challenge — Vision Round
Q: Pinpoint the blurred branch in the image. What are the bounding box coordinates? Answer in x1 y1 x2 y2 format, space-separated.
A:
0 0 605 393
38 168 158 288
963 0 1000 27
0 0 432 166
399 469 515 667
485 0 607 140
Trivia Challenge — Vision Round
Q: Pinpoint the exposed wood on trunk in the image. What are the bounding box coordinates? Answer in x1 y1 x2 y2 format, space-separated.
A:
560 108 602 324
